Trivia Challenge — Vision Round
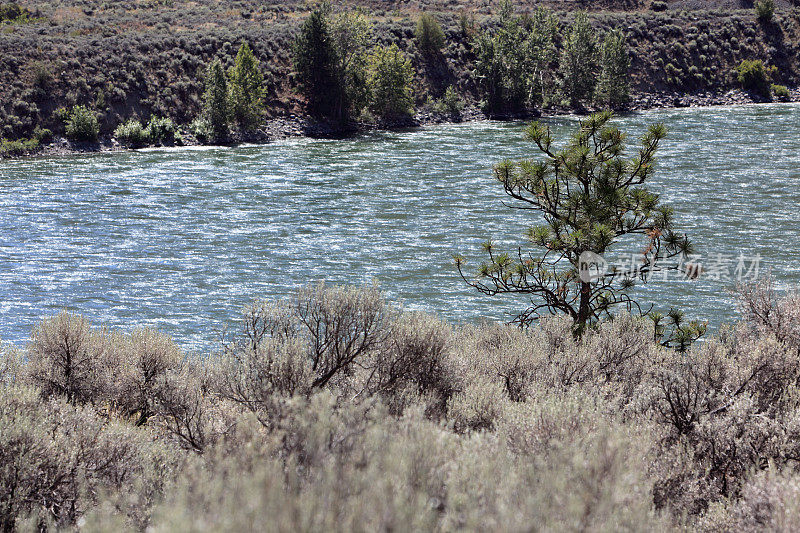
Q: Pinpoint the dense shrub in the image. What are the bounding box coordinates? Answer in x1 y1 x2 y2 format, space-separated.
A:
189 116 213 142
735 59 776 98
0 384 179 530
0 2 24 22
6 281 800 529
755 0 775 22
114 118 149 147
367 44 414 119
26 311 105 404
771 83 790 100
146 116 177 144
415 12 446 55
64 105 99 142
430 85 464 116
0 136 38 157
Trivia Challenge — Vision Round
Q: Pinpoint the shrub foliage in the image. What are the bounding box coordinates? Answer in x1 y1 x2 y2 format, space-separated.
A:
3 280 800 529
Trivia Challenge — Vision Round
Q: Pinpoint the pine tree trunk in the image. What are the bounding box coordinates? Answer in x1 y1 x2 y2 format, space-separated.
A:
577 281 591 327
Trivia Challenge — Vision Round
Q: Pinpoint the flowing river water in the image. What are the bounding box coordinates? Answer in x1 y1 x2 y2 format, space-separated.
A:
2 103 799 351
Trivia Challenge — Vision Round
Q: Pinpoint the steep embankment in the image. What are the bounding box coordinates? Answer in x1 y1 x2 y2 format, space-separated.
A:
1 0 799 144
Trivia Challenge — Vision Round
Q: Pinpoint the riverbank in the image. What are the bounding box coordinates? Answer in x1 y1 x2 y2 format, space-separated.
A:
13 86 797 160
4 2 800 154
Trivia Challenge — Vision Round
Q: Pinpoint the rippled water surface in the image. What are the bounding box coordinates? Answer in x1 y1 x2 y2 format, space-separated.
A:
2 103 800 350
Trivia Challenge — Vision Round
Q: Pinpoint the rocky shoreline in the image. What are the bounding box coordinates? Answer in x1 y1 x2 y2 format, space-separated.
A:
13 87 799 161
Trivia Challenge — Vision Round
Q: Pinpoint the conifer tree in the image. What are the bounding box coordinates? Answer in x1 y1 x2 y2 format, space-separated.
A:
596 30 631 110
203 58 230 141
293 6 344 120
560 12 599 109
294 7 372 122
456 112 693 332
229 42 266 131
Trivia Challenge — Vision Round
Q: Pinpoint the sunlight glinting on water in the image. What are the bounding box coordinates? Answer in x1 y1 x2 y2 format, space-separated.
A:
2 103 799 351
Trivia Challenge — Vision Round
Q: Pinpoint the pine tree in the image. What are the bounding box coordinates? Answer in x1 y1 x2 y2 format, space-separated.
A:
229 42 266 131
560 11 599 109
456 112 693 332
203 59 230 141
596 30 631 110
293 7 344 120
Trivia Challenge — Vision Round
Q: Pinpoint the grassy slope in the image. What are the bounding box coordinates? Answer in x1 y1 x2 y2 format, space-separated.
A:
1 0 800 140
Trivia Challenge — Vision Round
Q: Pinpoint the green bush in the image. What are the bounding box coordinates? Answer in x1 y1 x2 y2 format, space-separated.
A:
189 116 213 142
114 118 149 147
755 0 775 22
735 59 776 98
64 105 99 142
473 6 557 114
0 137 38 157
431 85 464 115
32 126 52 143
651 0 668 11
415 12 446 55
145 116 176 144
771 83 790 100
367 44 414 119
0 2 24 22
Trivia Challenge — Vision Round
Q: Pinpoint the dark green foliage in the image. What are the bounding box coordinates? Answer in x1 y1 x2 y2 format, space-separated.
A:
651 1 668 11
596 29 631 110
650 308 707 352
456 112 692 330
367 44 414 119
114 118 148 147
560 11 599 109
64 105 99 142
30 61 52 91
293 7 345 120
0 136 38 156
736 59 775 98
473 5 557 114
0 2 24 22
755 0 775 22
202 59 230 141
771 83 789 100
430 85 464 116
146 116 176 144
228 41 265 131
415 12 446 55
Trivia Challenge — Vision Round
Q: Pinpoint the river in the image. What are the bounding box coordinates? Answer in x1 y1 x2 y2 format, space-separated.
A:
2 103 799 351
